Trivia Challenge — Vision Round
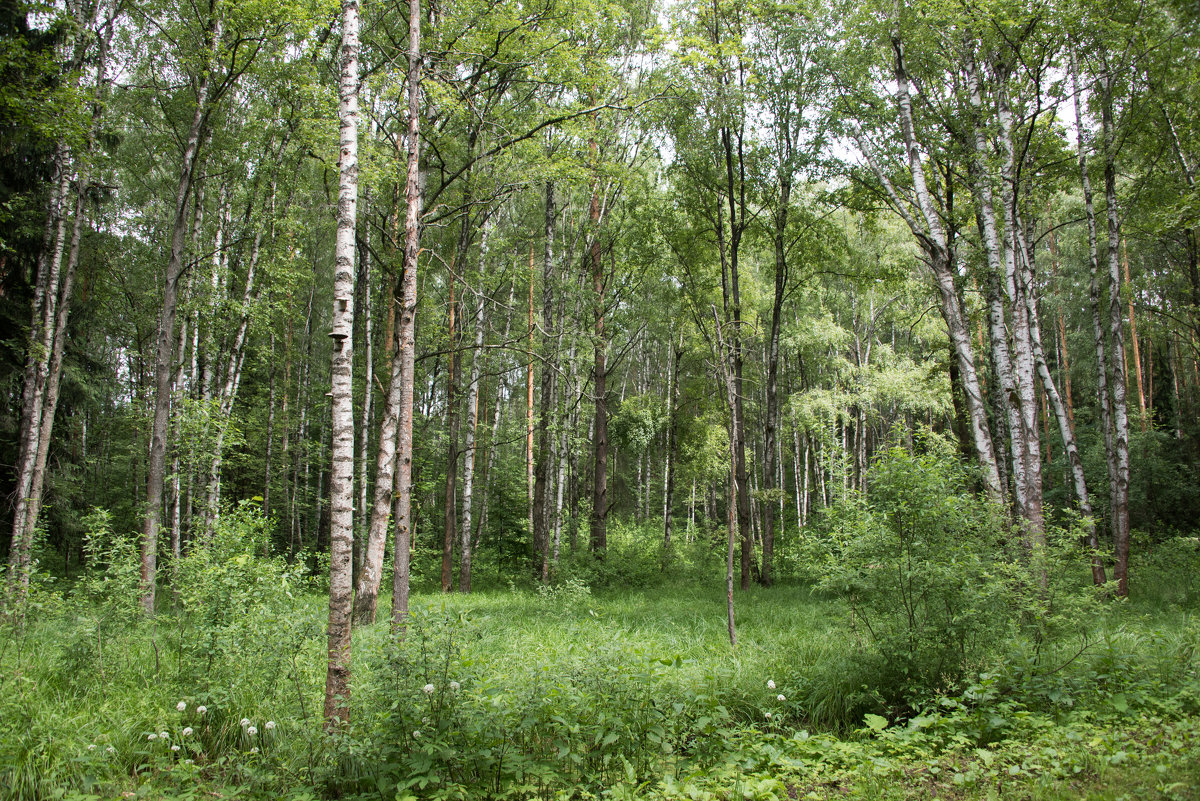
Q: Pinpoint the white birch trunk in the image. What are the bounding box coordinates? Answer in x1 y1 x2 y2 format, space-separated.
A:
324 0 359 726
391 0 422 631
459 290 485 592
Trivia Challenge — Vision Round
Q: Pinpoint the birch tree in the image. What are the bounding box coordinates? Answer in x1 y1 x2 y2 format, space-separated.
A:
324 0 360 725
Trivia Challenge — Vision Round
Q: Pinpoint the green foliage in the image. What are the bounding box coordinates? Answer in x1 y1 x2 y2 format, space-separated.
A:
79 508 143 626
3 569 1200 799
803 435 1114 721
806 437 1012 706
1137 534 1200 609
348 604 737 800
552 518 717 590
173 503 319 704
611 394 667 454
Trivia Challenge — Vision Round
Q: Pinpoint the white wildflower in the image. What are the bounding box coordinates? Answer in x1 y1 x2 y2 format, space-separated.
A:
240 718 250 727
160 731 169 740
183 759 194 765
247 726 258 736
176 701 187 712
250 747 258 754
106 746 116 754
171 745 180 752
767 680 776 690
196 705 207 715
765 712 773 720
87 744 97 751
449 681 460 692
777 694 786 702
265 721 275 731
422 683 435 695
182 727 193 737
148 733 157 741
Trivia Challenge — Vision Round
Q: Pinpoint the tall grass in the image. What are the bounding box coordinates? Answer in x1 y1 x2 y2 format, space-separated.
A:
2 501 1199 799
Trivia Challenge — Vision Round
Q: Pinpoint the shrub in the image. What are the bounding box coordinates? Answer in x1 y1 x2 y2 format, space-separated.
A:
79 508 143 627
807 435 1013 708
171 502 321 734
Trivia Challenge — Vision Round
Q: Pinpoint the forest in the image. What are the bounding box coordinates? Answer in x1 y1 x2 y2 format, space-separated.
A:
2 0 1200 796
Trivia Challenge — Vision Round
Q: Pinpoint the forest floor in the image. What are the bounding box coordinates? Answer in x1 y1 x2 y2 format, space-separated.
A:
3 546 1199 800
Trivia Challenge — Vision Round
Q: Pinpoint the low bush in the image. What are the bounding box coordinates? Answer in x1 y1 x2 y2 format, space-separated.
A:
802 434 1108 718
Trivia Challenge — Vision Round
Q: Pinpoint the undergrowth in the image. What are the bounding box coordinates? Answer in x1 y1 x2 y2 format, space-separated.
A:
2 461 1199 800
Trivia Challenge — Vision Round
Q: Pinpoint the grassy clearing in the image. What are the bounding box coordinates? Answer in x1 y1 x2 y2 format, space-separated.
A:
2 562 1199 801
5 485 1200 800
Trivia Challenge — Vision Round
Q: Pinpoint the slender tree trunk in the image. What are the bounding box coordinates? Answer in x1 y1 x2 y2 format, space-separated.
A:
170 306 187 561
1021 236 1105 585
24 168 94 567
996 83 1046 558
141 30 219 613
203 227 265 532
391 0 422 631
442 270 459 593
324 0 359 726
761 173 789 586
533 183 556 581
7 153 69 595
264 330 277 517
713 308 737 647
356 192 375 580
964 52 1034 538
1073 46 1123 594
1122 239 1147 427
556 286 579 556
459 289 485 592
721 129 753 591
1100 67 1131 596
589 168 608 553
663 338 682 548
855 34 1001 504
1047 226 1077 423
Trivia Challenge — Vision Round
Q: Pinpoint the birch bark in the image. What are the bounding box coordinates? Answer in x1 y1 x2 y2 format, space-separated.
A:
854 32 1002 503
459 289 485 592
533 183 556 581
391 0 423 631
324 0 359 725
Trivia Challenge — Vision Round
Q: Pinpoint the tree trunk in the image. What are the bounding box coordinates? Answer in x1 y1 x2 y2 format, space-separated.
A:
589 169 608 553
1100 67 1131 596
7 153 70 596
391 0 422 631
141 29 219 613
459 289 485 592
442 269 458 593
1021 233 1105 585
324 0 359 727
1122 239 1147 427
964 52 1035 540
203 226 265 533
1073 45 1124 594
995 81 1046 559
355 190 375 581
8 0 114 592
533 182 556 581
856 32 1002 504
713 308 738 647
264 330 277 517
761 172 788 587
663 337 682 548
